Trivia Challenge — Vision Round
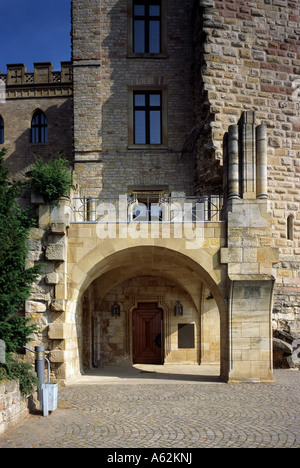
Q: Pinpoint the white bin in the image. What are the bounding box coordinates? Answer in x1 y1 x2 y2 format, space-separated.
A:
41 382 58 417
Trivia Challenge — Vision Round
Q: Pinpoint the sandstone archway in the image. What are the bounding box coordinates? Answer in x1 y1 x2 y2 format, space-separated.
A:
66 243 228 380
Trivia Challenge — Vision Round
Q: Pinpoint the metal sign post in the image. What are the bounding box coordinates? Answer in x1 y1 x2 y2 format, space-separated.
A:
34 346 45 385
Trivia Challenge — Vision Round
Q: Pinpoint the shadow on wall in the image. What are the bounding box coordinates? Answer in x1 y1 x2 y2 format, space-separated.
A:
191 1 223 196
3 100 73 180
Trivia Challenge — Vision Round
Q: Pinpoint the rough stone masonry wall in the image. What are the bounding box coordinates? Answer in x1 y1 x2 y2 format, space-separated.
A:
194 0 300 333
0 380 37 436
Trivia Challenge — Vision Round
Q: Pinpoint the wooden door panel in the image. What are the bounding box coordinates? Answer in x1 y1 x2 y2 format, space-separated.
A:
133 303 163 364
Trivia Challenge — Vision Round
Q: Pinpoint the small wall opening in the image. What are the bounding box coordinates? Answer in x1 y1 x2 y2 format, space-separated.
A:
287 214 294 241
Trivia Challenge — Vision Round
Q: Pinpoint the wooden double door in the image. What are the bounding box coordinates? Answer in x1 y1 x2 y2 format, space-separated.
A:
133 303 164 364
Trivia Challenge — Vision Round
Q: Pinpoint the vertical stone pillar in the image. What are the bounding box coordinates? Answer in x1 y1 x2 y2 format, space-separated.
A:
227 278 275 383
221 198 279 383
227 125 240 199
239 111 256 198
256 124 268 199
222 112 279 383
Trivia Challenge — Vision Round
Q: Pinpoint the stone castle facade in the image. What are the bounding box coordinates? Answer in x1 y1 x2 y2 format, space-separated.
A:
0 0 299 383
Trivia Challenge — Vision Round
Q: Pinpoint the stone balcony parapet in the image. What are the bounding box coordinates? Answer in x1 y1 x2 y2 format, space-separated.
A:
0 62 72 87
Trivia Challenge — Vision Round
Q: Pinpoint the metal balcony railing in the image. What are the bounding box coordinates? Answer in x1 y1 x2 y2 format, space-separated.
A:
71 196 224 224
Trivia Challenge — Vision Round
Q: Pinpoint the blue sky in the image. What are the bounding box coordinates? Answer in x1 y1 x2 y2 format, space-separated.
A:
0 0 71 73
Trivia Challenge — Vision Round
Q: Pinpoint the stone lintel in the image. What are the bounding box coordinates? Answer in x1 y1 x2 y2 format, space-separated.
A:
229 274 275 282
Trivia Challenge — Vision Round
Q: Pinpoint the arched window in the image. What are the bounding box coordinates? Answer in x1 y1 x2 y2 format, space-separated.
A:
287 214 294 241
31 110 48 143
0 116 4 144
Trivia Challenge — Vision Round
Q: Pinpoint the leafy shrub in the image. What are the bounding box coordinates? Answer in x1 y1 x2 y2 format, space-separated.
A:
0 355 39 396
30 153 73 202
0 147 40 353
0 318 38 354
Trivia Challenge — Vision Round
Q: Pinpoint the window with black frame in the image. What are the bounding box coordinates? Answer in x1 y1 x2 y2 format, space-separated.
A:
31 110 48 144
133 0 161 54
134 91 162 145
0 116 4 144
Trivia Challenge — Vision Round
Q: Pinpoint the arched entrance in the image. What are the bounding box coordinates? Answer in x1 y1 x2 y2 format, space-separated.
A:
72 244 227 378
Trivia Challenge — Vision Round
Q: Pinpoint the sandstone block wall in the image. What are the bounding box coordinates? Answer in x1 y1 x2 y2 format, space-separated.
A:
193 0 300 333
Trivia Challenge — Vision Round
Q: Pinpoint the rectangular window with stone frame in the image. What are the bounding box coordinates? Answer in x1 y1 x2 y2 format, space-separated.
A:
134 91 162 144
127 0 167 57
128 87 168 149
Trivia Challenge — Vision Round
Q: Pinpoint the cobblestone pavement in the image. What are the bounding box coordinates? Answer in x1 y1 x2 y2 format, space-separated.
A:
0 367 299 449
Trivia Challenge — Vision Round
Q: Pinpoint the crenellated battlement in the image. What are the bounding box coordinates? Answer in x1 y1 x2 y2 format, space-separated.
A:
0 62 72 86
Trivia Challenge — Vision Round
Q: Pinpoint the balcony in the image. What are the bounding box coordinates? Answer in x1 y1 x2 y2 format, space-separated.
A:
71 195 224 224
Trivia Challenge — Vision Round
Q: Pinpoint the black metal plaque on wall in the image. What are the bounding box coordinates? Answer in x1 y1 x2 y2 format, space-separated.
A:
178 324 195 349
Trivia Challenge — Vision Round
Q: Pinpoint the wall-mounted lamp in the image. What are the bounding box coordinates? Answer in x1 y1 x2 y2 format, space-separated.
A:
111 302 121 318
174 301 183 317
